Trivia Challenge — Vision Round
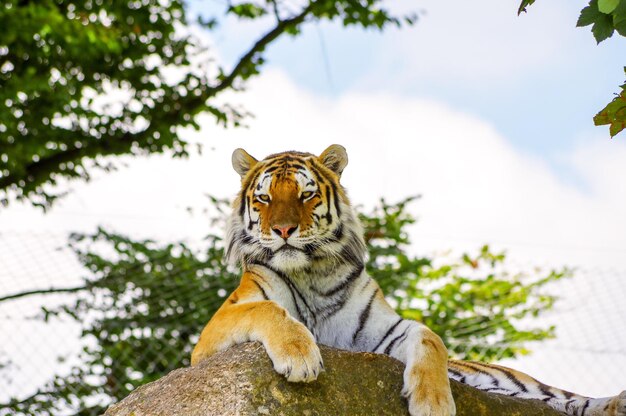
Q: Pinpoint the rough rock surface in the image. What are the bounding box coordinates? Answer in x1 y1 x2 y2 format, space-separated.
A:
104 342 563 416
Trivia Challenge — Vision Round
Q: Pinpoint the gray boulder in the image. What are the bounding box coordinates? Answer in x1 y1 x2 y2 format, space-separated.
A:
104 342 563 416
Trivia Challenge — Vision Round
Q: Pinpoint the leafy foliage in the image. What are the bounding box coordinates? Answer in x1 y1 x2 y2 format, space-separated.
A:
518 0 626 137
1 197 569 415
576 0 626 43
594 68 626 137
360 197 569 360
0 0 414 208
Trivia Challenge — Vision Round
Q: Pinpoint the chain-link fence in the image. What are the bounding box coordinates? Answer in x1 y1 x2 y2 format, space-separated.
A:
1 230 625 415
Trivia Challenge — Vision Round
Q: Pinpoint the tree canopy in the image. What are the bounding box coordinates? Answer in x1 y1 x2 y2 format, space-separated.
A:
0 0 414 208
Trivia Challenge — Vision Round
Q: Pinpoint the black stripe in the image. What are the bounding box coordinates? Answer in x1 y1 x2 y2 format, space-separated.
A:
246 195 255 230
311 159 337 185
352 288 378 344
538 385 556 399
308 162 330 186
239 192 246 216
474 362 528 393
373 318 403 352
226 237 236 259
249 261 304 322
447 368 466 384
318 299 345 320
331 223 344 241
319 263 363 297
384 327 409 355
580 399 590 416
239 231 254 245
324 185 333 224
316 270 366 320
452 361 500 387
484 387 510 393
331 183 341 217
243 166 264 195
251 280 269 300
257 262 315 325
384 332 408 355
288 163 306 171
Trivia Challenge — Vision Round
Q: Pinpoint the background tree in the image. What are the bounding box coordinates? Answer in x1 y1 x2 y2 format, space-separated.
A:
519 0 626 138
0 197 569 416
0 0 415 208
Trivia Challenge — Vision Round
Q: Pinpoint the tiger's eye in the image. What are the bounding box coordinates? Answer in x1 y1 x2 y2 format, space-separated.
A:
301 191 314 200
257 194 270 203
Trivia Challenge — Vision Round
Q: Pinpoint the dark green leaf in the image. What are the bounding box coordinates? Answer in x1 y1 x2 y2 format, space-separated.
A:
577 0 603 27
518 0 536 15
592 12 616 41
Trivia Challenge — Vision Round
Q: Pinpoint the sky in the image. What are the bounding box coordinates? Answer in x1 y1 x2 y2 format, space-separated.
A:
1 0 626 402
190 0 625 167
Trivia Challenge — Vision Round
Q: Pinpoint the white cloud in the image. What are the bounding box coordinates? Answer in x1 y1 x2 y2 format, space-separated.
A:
353 0 592 89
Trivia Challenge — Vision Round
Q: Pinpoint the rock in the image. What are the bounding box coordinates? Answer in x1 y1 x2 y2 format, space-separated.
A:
104 342 563 416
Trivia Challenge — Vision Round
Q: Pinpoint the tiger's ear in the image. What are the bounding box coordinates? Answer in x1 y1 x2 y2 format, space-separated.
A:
319 144 348 176
232 148 258 178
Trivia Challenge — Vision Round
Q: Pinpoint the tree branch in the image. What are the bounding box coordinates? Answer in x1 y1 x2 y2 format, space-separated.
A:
0 285 86 303
209 5 313 95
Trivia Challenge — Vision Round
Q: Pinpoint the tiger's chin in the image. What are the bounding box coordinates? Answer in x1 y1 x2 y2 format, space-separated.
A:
269 248 311 272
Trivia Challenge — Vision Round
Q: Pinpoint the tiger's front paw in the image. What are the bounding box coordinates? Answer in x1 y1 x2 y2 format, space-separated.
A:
405 389 456 416
266 332 323 383
403 373 456 416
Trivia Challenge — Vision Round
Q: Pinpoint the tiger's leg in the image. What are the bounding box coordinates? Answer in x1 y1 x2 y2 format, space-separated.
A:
364 302 456 416
448 360 626 416
399 322 457 416
191 272 323 382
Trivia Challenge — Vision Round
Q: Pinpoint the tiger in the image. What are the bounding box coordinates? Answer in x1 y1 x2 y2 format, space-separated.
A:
191 144 626 416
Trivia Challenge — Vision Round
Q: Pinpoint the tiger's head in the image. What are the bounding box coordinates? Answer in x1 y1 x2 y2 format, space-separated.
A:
225 144 366 273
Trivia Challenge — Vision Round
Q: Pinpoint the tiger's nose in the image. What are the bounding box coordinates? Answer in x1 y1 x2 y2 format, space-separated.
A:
272 224 298 239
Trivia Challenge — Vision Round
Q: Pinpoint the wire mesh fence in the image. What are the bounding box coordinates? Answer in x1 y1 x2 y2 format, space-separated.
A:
0 229 625 415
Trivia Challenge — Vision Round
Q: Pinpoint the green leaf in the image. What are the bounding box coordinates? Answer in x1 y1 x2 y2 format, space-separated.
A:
598 0 620 14
593 73 626 138
609 118 626 136
517 0 536 15
577 0 617 42
227 3 267 19
577 1 603 27
612 0 626 35
592 12 615 42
